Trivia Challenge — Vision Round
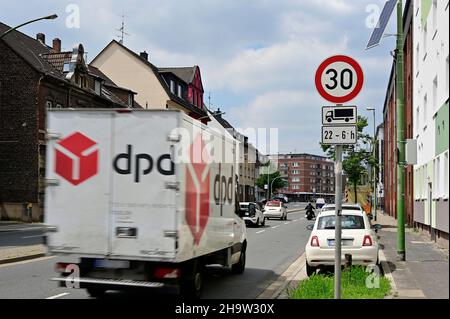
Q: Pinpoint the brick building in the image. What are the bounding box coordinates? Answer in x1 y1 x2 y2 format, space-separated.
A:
269 153 335 202
382 0 414 226
0 22 136 221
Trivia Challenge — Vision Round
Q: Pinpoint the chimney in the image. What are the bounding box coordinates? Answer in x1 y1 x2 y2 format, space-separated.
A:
140 51 148 61
52 38 61 53
36 33 45 45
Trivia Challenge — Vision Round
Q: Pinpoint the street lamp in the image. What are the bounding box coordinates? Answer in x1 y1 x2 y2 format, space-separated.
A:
270 176 285 199
0 14 58 40
367 107 377 221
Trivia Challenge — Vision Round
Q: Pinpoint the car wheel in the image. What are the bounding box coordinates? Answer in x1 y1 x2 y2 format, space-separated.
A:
306 263 317 277
231 247 246 274
180 260 204 299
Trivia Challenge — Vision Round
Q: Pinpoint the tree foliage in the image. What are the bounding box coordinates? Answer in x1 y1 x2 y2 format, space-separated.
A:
320 116 378 200
256 170 287 196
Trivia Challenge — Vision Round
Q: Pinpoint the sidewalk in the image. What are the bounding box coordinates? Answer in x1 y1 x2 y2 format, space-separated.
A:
0 221 47 264
376 212 449 299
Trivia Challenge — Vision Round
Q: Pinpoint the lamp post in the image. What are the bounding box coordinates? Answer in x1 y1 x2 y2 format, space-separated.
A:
0 14 58 40
270 176 285 199
367 107 377 221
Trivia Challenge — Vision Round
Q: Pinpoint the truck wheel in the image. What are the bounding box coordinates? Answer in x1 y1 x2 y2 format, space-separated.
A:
181 261 204 299
86 287 106 298
231 248 246 274
306 263 317 277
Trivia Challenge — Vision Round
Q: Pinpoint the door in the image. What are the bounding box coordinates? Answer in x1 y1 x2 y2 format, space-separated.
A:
110 111 178 259
45 111 113 255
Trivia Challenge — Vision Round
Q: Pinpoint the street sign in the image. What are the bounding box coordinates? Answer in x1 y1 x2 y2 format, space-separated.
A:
315 55 364 104
322 106 357 125
321 126 357 145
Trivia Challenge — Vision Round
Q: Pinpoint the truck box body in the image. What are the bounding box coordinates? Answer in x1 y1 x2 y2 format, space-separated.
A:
45 109 244 267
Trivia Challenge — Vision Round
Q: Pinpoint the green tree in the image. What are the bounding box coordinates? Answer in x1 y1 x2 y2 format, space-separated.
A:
256 170 287 199
320 116 378 202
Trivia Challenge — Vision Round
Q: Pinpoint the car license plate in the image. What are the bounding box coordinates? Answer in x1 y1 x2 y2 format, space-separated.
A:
328 239 353 247
245 212 249 216
94 259 130 269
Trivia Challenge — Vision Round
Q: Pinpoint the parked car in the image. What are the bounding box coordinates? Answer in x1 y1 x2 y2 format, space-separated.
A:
240 202 265 227
305 209 380 277
264 200 287 220
319 203 364 215
315 198 326 209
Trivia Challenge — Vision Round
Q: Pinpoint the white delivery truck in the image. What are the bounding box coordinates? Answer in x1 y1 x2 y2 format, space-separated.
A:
44 109 247 298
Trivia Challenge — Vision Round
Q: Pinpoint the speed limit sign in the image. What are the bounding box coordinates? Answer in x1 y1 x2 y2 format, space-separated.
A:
315 55 364 104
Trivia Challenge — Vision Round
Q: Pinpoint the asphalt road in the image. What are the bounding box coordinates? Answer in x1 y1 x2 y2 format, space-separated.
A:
0 203 312 299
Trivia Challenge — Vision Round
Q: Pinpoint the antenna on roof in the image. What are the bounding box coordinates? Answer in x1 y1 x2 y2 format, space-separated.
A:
116 13 130 44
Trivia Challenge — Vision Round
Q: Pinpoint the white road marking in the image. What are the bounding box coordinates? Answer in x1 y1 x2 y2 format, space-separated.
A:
271 225 280 229
256 230 266 234
284 222 290 225
22 235 45 239
46 292 70 299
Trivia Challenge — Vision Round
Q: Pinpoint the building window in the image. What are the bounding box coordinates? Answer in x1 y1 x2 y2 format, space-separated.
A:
170 80 175 93
432 0 437 33
292 177 300 182
423 23 427 60
433 76 438 111
292 162 299 167
177 84 182 98
292 185 299 190
423 94 427 127
292 170 300 174
94 80 101 95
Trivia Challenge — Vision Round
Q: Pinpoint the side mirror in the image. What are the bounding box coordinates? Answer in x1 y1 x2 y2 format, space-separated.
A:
306 225 314 231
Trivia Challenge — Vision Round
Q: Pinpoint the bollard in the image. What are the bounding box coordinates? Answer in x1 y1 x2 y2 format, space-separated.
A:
344 254 352 269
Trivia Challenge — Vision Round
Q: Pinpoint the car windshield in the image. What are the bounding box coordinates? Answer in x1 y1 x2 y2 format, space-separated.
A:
266 201 281 207
239 205 248 211
321 205 361 211
317 215 365 230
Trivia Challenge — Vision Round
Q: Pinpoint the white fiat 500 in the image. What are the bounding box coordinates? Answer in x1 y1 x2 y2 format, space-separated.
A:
305 210 380 276
264 200 287 220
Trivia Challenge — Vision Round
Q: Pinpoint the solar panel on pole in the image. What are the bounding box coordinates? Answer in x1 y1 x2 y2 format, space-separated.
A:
366 0 398 50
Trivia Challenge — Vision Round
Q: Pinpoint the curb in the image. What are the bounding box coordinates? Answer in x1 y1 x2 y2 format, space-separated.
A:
257 252 306 299
0 253 46 265
379 249 398 299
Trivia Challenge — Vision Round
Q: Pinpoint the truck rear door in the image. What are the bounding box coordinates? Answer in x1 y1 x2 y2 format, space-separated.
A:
45 111 113 255
110 111 178 259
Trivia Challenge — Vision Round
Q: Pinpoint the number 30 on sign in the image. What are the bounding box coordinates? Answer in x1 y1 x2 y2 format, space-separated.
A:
315 55 364 104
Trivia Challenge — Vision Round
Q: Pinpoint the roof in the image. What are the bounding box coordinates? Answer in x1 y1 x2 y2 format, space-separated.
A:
0 22 130 108
41 51 72 71
0 22 62 79
92 40 207 117
158 66 196 84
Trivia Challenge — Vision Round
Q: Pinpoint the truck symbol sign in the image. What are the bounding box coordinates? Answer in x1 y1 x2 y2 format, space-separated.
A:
322 106 357 125
326 108 354 122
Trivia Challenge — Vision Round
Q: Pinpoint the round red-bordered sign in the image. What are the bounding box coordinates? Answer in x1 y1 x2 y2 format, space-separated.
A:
315 55 364 104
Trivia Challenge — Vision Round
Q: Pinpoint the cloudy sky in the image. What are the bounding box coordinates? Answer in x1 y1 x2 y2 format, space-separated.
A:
1 0 399 155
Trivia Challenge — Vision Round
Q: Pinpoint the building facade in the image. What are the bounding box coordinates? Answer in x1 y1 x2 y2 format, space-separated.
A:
413 0 449 246
269 153 335 202
0 23 134 221
376 124 385 210
382 0 415 226
90 40 208 122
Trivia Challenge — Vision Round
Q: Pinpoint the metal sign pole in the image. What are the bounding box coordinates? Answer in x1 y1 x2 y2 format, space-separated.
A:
334 145 343 299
